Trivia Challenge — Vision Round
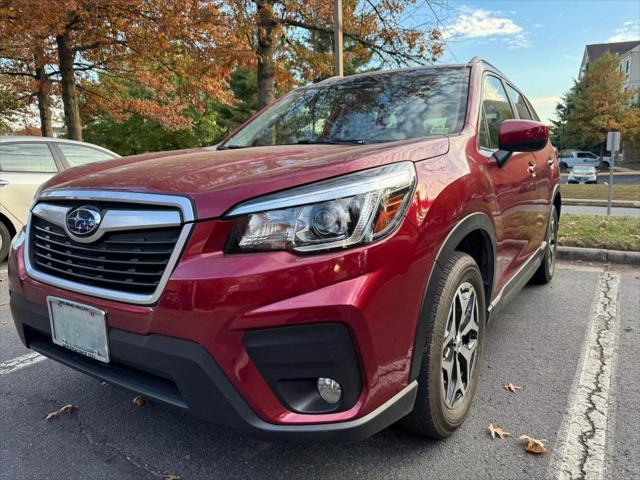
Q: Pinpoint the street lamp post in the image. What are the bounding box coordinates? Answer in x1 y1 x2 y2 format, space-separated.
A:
333 0 344 77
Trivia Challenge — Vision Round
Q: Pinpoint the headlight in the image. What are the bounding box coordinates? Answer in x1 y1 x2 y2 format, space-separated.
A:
224 162 416 253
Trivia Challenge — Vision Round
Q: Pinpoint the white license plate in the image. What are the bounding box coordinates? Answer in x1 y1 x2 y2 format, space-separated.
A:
47 297 110 363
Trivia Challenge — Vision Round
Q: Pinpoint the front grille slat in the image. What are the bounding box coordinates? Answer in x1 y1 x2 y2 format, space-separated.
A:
34 234 174 255
34 261 160 287
34 252 164 277
33 243 170 266
30 212 181 295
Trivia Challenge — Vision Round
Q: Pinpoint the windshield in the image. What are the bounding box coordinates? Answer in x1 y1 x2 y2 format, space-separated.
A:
220 67 469 149
572 166 597 174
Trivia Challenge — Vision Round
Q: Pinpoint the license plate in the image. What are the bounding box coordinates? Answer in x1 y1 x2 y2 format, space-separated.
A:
47 297 110 363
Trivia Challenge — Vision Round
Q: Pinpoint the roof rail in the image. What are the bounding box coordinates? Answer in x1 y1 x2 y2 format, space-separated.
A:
467 56 506 76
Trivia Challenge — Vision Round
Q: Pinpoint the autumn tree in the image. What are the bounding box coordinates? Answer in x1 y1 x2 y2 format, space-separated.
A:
563 52 640 155
0 7 56 137
2 1 248 139
230 0 445 107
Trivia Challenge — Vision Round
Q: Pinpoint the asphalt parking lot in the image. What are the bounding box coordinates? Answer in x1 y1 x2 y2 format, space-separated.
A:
1 261 639 480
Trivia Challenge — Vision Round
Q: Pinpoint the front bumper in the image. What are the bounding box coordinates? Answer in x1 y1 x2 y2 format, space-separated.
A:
10 292 417 441
8 216 432 439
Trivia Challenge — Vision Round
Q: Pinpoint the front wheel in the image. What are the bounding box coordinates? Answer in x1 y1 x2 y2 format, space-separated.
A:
400 252 486 438
531 205 558 284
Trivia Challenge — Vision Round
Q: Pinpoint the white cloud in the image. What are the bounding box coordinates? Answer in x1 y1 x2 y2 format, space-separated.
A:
505 33 532 49
445 8 522 39
444 7 531 49
608 21 640 42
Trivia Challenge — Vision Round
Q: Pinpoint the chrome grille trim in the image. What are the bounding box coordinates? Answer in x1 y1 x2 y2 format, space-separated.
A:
24 189 195 305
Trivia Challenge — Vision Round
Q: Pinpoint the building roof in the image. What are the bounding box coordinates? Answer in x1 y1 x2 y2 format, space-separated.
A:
585 41 640 62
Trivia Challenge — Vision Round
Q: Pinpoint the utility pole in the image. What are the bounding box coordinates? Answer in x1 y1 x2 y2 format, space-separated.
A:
333 0 344 76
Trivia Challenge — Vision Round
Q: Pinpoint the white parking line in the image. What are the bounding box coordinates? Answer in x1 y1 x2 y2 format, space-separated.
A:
550 271 621 480
0 352 46 375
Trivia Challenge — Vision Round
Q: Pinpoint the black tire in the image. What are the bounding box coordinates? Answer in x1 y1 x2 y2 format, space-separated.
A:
400 252 486 439
530 205 558 284
0 221 11 262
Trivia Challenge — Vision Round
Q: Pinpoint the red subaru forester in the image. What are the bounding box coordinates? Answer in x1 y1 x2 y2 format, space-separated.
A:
9 58 560 441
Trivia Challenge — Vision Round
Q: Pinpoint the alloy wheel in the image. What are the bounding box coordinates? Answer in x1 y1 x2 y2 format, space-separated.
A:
441 282 480 409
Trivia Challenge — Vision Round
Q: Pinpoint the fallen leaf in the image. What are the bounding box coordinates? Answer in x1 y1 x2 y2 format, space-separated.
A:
165 476 181 480
503 383 523 393
488 424 510 439
45 404 79 421
132 395 147 407
45 410 61 421
59 404 79 415
518 435 548 454
598 220 608 229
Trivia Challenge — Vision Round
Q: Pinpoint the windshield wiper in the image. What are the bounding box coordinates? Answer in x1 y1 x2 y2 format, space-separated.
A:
295 138 366 145
218 144 248 150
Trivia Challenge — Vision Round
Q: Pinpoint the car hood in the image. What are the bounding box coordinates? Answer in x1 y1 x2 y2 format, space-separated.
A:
41 137 449 220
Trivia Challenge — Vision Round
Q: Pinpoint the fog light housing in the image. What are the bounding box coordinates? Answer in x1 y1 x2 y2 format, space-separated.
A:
317 377 342 404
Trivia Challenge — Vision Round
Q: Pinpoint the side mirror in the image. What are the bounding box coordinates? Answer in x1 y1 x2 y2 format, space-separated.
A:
493 119 549 167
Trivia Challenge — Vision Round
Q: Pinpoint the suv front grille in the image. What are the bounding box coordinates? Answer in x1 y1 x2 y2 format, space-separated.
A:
30 216 181 295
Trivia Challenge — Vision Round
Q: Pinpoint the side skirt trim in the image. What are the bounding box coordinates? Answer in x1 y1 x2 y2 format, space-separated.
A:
487 242 546 318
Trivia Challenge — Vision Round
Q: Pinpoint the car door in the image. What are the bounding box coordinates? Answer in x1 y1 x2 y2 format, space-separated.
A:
506 84 553 249
0 142 61 227
52 142 118 169
478 75 539 290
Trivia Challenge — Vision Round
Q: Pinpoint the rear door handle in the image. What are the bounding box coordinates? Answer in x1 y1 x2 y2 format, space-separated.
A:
547 157 555 166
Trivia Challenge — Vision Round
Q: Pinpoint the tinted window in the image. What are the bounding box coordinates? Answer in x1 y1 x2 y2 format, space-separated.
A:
57 143 116 167
0 143 58 173
506 85 532 120
222 68 469 148
577 152 597 159
481 76 514 150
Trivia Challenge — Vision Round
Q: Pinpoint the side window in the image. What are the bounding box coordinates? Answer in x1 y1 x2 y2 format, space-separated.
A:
481 76 515 150
57 144 116 167
506 85 532 120
0 143 58 173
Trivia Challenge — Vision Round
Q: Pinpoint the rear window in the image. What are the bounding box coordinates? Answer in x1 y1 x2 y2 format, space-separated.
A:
0 143 58 173
221 67 470 148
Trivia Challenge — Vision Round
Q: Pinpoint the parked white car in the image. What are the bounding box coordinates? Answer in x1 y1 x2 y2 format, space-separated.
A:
0 136 119 261
567 165 598 184
558 150 606 170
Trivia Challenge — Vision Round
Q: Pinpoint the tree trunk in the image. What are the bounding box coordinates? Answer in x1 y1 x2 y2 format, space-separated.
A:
56 32 82 140
256 1 276 108
34 47 53 137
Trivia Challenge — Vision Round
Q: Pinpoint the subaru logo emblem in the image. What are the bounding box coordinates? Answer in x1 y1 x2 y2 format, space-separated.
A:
66 207 102 236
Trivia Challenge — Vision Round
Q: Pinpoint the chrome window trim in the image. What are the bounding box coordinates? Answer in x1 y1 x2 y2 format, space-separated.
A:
24 189 195 305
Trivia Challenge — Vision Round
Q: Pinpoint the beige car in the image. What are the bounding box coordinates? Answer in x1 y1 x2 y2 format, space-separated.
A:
0 136 119 261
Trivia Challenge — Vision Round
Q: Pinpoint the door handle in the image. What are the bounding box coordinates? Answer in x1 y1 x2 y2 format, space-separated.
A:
547 157 555 166
0 179 9 187
527 163 537 177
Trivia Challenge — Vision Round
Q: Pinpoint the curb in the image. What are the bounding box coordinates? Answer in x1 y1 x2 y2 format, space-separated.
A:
562 199 640 208
557 246 640 265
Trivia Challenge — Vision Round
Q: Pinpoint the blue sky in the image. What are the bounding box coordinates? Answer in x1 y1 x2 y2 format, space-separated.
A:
407 0 640 123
